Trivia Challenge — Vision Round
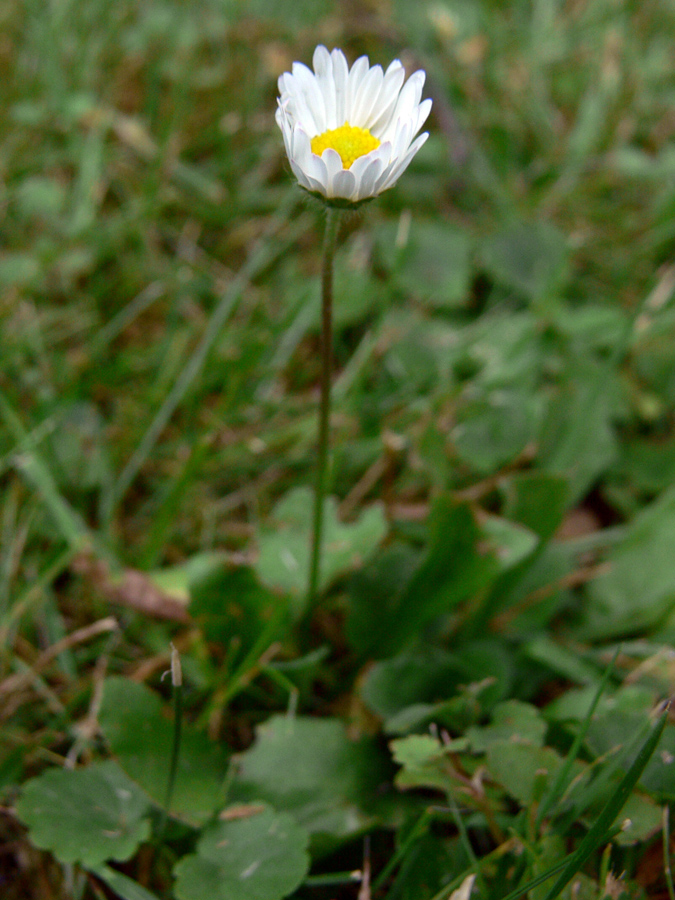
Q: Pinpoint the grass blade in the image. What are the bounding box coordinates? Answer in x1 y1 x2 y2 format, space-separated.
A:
105 192 305 525
541 704 668 900
535 647 619 830
91 866 162 900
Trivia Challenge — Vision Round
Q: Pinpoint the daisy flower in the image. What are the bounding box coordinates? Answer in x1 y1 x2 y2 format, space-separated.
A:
276 45 432 205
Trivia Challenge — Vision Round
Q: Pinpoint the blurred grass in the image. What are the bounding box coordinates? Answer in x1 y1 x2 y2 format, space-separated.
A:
0 0 672 662
1 0 672 715
2 0 675 895
4 0 672 555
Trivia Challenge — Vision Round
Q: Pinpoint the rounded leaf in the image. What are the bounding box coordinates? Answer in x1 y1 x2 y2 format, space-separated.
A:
173 806 309 900
15 760 151 867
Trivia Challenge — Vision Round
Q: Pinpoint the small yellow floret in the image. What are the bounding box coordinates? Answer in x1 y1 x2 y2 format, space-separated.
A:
311 122 380 169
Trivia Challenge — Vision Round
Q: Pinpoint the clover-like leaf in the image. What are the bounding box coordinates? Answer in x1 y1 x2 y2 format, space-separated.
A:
15 760 151 868
255 487 387 614
173 806 309 900
99 677 228 826
466 700 547 753
231 715 384 842
582 484 675 639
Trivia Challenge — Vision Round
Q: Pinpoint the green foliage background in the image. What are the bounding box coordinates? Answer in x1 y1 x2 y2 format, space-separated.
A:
2 0 675 898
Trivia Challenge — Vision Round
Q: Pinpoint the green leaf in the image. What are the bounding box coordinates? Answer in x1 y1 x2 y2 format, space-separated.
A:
382 700 469 737
540 709 668 900
466 700 547 752
480 221 568 304
536 650 619 830
585 703 675 799
472 473 570 633
453 638 517 708
386 831 467 900
148 551 227 603
524 835 595 900
173 806 309 900
525 636 604 686
99 677 228 826
455 311 544 390
381 320 441 396
500 472 570 543
390 734 451 771
539 362 617 504
452 391 538 474
402 499 498 621
546 683 656 729
619 435 675 494
485 742 566 807
360 648 459 721
255 487 387 614
232 715 384 841
15 761 151 868
190 563 285 667
92 867 162 900
391 734 459 795
362 641 516 735
354 498 498 657
346 542 420 657
333 262 385 330
582 484 675 639
376 218 471 309
608 791 661 844
480 515 539 571
552 304 627 354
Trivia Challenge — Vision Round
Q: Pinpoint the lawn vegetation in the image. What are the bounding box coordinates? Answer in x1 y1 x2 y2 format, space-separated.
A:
2 1 675 898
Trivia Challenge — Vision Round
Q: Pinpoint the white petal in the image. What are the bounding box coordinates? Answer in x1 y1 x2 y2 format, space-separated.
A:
293 127 329 184
393 119 413 160
314 45 338 129
312 45 331 74
415 97 433 134
407 69 426 105
369 140 393 170
289 159 313 191
331 49 349 125
367 62 406 137
345 55 369 122
379 70 427 143
321 147 344 189
289 62 325 135
349 152 375 181
351 155 385 200
377 131 428 192
351 65 384 128
290 159 327 195
277 110 293 156
332 168 357 200
366 142 396 195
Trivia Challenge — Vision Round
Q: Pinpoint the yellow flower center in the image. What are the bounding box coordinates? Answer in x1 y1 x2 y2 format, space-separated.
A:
311 122 380 169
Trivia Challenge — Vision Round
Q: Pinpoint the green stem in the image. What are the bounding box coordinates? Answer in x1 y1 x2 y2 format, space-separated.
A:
165 678 182 812
308 207 340 607
158 645 183 839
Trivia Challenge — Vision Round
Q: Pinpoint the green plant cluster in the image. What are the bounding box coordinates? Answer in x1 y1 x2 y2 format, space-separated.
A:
2 0 675 898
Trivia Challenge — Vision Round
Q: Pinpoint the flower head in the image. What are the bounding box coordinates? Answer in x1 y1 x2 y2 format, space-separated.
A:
276 45 432 205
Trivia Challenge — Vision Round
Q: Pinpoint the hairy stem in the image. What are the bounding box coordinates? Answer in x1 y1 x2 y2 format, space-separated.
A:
308 207 340 607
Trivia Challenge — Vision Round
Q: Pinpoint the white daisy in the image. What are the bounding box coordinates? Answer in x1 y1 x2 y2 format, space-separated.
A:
276 45 432 205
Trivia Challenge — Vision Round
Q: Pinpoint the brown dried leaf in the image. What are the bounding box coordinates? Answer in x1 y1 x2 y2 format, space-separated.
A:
73 555 190 622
